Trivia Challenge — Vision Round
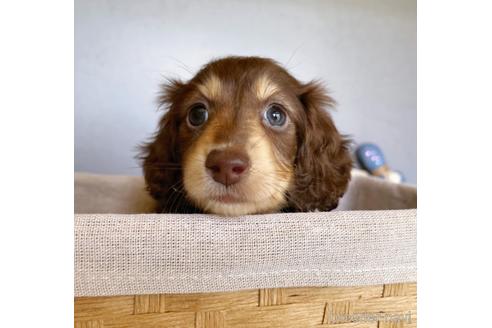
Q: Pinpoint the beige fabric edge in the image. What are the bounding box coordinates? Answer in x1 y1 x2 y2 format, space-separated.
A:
75 209 416 297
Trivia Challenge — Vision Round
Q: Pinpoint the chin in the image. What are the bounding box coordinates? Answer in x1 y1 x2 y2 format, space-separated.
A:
200 198 285 216
184 176 289 216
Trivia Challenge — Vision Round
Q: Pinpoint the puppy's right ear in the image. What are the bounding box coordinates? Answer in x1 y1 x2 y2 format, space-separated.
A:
139 79 185 204
290 81 352 211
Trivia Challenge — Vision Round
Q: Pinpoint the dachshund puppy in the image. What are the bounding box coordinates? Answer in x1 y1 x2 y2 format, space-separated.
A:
140 56 352 215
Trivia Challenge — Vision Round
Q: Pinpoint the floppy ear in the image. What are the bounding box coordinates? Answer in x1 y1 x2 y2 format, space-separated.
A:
139 79 186 212
290 81 352 211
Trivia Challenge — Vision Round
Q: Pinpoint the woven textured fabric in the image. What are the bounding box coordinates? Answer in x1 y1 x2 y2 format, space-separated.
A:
75 209 416 297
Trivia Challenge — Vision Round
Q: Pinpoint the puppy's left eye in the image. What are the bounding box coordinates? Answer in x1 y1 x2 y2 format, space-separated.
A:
264 104 287 128
187 104 208 127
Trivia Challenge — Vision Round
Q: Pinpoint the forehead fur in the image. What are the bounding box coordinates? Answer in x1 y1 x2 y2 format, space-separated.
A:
254 74 279 101
191 57 300 100
196 74 222 100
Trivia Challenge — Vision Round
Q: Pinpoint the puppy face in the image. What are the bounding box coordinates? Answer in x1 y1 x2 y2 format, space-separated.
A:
141 57 352 215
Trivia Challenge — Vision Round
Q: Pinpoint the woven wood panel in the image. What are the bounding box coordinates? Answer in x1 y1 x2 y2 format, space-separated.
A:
75 283 416 328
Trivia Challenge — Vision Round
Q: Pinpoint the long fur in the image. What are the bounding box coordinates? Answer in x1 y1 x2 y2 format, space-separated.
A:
139 56 352 214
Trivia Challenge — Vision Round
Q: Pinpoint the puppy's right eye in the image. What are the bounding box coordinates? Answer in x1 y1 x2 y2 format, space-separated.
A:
187 104 208 127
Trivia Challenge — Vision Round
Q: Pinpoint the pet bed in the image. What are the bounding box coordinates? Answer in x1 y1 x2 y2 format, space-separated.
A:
74 170 416 328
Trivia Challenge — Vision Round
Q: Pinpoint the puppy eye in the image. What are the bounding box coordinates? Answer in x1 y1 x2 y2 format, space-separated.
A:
264 104 287 128
187 104 208 127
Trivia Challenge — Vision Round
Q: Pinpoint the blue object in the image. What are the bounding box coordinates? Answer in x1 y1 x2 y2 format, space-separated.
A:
356 143 386 172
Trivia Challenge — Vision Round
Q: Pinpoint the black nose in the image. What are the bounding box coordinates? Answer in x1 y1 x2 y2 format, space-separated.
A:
205 149 250 186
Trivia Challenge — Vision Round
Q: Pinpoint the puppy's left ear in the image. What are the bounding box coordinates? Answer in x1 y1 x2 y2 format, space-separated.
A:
290 81 352 211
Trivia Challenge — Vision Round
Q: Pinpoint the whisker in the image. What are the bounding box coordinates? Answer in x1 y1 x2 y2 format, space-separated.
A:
143 166 183 171
144 162 182 167
161 180 184 212
166 183 186 213
163 56 195 76
241 171 302 210
169 187 186 213
284 42 305 69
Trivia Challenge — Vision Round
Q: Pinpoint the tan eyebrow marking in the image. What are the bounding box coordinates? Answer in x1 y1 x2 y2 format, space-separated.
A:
254 74 279 101
196 74 222 99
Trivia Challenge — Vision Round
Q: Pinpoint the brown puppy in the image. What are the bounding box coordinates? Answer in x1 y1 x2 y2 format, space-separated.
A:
140 56 352 215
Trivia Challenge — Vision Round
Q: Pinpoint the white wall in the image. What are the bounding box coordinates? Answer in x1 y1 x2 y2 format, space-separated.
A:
75 0 416 183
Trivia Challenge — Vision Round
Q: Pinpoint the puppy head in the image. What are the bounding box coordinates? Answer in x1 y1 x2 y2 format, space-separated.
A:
141 57 352 215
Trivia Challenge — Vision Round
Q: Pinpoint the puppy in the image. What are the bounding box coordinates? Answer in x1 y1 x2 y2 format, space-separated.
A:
140 56 352 215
